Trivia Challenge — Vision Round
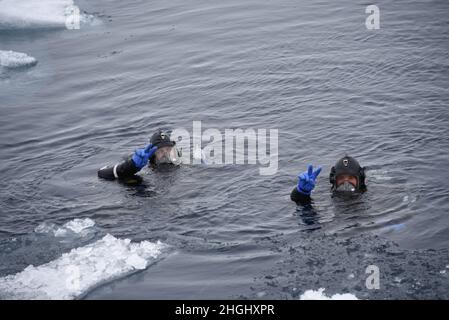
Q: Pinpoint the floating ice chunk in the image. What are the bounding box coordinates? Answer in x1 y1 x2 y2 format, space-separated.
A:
34 222 57 234
0 0 73 29
0 50 37 68
300 288 359 300
62 218 95 234
126 254 147 270
0 0 98 30
403 194 416 204
34 218 95 237
0 234 167 300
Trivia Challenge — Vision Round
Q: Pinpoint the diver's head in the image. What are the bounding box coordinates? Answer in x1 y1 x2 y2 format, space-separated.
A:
329 156 366 193
149 130 181 166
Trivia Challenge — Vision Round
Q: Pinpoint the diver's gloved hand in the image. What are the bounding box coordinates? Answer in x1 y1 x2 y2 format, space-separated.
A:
131 144 158 170
297 164 322 196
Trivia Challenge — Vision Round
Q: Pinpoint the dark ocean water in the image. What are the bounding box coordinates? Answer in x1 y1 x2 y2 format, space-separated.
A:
0 0 448 299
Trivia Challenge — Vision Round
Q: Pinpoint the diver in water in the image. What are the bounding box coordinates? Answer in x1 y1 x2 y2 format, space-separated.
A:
97 130 181 185
291 155 366 205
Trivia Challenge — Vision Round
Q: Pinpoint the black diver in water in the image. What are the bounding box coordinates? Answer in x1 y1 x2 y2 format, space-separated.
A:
291 155 366 206
98 130 181 185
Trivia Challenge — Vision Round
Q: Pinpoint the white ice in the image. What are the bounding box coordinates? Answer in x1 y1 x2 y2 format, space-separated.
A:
0 50 37 68
0 233 167 299
0 0 74 29
34 218 95 237
300 288 359 300
0 0 98 30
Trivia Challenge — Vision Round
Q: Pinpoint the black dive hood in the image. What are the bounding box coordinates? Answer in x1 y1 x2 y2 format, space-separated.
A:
329 156 366 191
148 130 179 166
150 130 176 149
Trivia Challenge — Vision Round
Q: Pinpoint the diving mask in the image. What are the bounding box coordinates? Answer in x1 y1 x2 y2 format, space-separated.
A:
335 181 356 193
153 146 182 166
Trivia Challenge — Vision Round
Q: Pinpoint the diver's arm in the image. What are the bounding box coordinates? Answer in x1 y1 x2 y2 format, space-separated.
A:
290 187 312 205
291 164 321 205
97 158 139 180
97 144 158 181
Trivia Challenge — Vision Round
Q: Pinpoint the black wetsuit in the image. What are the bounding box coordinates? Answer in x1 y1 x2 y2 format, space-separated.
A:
97 157 143 185
290 187 312 206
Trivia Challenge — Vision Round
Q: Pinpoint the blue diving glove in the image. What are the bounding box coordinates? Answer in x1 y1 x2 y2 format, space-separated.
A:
297 164 322 195
131 144 158 170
